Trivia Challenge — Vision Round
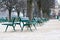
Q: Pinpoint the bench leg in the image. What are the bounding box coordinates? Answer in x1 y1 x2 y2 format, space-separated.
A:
20 23 21 28
29 27 32 31
5 25 8 32
28 25 32 31
33 24 37 30
12 26 16 31
21 23 24 32
21 26 24 32
21 27 23 32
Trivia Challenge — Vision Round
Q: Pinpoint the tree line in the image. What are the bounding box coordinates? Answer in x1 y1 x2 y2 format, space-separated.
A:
0 0 55 21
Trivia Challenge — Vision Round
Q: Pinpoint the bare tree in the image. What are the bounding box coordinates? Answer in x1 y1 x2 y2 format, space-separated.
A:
3 0 17 21
15 0 27 17
41 0 55 18
27 0 33 20
22 0 27 17
15 2 21 17
37 0 42 18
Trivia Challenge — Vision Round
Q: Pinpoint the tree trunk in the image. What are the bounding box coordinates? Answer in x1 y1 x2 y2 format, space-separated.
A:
37 0 41 18
17 11 20 18
23 9 25 17
8 9 12 21
38 9 41 17
42 8 50 18
40 9 43 18
27 0 33 20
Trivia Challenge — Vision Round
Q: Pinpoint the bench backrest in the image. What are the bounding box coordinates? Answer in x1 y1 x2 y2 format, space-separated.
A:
19 17 29 22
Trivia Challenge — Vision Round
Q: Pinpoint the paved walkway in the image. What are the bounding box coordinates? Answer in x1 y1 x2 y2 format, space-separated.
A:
0 19 60 40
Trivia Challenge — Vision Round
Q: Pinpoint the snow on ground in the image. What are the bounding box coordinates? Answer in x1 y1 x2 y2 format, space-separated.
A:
0 19 60 40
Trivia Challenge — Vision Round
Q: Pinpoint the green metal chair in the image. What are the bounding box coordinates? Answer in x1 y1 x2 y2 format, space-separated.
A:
0 17 8 22
33 17 43 24
2 18 16 32
31 18 37 29
20 17 38 31
14 17 21 28
19 17 33 31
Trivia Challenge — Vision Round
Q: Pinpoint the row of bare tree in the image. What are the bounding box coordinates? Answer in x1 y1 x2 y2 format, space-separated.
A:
0 0 55 21
27 0 55 20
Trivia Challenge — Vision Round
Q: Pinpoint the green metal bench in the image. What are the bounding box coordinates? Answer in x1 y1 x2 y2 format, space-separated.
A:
14 17 21 28
0 17 8 22
41 18 49 22
20 17 37 31
33 17 43 24
2 18 16 32
19 17 32 31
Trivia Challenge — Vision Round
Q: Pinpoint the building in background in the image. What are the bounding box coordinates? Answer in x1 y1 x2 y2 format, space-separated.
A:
50 0 60 19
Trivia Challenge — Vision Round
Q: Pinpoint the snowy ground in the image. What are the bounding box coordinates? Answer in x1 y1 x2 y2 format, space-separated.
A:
0 19 60 40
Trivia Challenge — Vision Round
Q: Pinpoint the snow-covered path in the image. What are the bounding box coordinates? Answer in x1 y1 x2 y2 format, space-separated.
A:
0 19 60 40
